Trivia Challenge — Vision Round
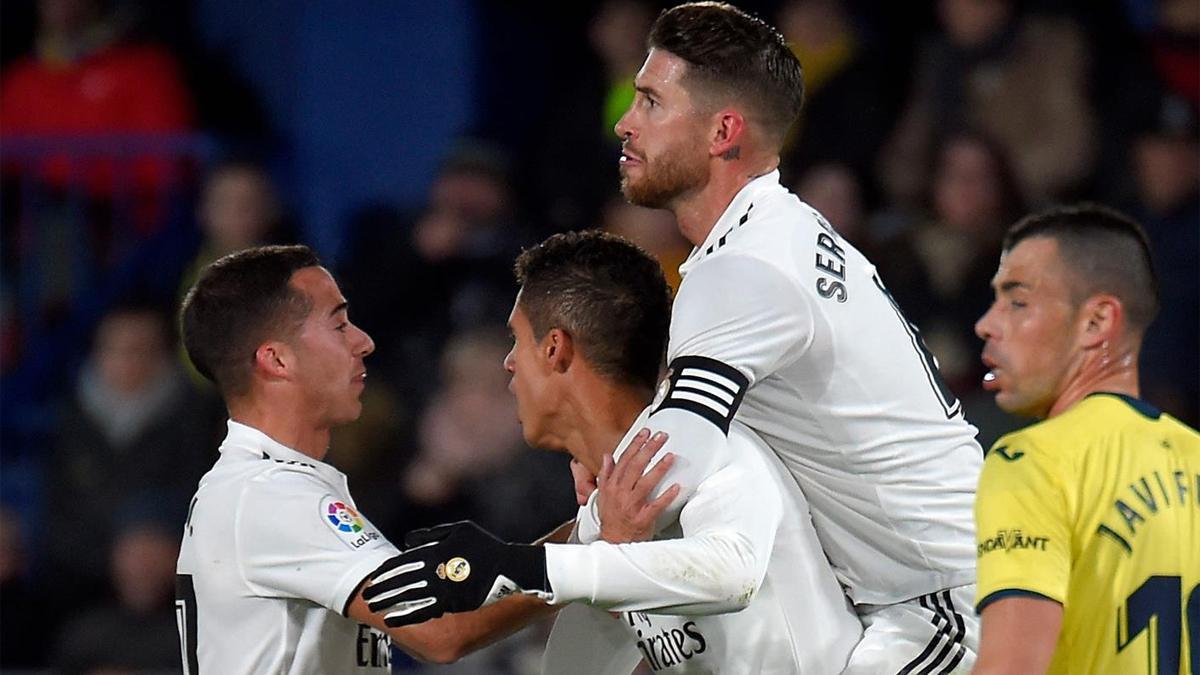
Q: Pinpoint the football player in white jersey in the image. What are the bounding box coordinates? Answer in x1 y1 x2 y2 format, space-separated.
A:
376 3 983 672
365 230 861 673
175 246 564 673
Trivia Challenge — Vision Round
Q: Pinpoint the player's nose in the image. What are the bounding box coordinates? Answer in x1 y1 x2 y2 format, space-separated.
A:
355 324 375 357
614 109 634 140
975 305 996 341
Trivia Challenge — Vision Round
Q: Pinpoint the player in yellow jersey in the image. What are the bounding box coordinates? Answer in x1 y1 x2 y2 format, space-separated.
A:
971 203 1199 675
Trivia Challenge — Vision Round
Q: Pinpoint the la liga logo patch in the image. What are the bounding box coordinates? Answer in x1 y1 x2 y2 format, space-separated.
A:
320 496 381 550
327 500 364 533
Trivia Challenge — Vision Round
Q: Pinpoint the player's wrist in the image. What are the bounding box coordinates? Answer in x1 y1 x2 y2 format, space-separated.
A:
500 543 549 595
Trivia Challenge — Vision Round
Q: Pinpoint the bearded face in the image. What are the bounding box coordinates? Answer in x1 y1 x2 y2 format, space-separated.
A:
615 48 715 211
620 135 709 209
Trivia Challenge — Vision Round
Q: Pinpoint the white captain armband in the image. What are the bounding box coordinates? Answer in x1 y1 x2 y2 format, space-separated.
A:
652 356 749 434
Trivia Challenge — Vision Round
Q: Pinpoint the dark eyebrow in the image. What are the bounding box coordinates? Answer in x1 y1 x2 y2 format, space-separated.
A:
998 281 1027 293
329 301 348 318
635 85 661 99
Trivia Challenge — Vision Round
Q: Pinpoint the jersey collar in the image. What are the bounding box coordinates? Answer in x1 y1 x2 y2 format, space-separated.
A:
679 170 783 278
1086 392 1162 420
220 419 343 478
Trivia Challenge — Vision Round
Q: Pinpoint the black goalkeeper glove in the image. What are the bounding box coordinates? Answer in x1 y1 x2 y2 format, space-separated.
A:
362 520 550 627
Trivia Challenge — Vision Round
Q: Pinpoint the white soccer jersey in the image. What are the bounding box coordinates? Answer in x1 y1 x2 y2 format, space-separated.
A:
175 421 398 674
541 410 861 674
577 171 981 606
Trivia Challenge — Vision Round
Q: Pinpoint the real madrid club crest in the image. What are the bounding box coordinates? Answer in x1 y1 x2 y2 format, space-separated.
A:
436 556 471 582
651 369 673 409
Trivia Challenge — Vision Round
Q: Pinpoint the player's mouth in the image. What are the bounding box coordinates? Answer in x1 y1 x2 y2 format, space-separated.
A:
619 148 643 168
353 370 367 386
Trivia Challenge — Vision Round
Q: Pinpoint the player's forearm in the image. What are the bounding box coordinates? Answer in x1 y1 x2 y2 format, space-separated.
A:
390 594 559 664
550 438 779 615
347 584 558 664
544 530 765 615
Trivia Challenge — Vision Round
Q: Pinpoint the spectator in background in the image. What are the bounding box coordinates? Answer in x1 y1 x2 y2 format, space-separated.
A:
1144 0 1199 106
1088 0 1197 202
400 327 575 543
792 162 872 249
52 511 183 675
340 140 533 408
537 0 654 233
1126 93 1199 425
600 197 690 292
876 132 1025 405
0 0 194 213
178 160 290 300
776 0 899 183
44 302 222 610
879 0 1096 207
0 0 198 367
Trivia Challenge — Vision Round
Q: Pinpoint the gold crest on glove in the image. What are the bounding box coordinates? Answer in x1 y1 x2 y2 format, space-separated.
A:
436 556 471 582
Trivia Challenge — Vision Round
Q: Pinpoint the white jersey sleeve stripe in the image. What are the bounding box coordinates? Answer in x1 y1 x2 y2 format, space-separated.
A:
675 379 737 406
679 368 741 396
670 390 730 417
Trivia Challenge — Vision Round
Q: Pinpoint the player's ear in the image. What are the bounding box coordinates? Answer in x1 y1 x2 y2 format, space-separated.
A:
710 108 746 161
544 328 574 374
1077 294 1122 349
254 341 293 381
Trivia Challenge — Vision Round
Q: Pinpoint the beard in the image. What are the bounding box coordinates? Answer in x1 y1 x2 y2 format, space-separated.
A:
620 141 708 209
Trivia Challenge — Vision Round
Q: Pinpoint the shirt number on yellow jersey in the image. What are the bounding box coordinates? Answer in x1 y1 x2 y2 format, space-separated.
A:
1118 575 1199 674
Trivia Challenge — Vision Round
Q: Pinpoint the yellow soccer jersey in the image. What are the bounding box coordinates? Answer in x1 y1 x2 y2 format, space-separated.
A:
975 393 1199 675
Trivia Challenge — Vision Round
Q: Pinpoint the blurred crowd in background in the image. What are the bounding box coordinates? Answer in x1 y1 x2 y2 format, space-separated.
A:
0 0 1196 672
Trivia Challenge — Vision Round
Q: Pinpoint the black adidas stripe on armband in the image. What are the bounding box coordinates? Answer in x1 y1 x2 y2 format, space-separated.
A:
652 356 750 434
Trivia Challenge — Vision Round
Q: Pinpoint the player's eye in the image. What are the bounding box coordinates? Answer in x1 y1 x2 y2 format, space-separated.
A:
335 322 348 332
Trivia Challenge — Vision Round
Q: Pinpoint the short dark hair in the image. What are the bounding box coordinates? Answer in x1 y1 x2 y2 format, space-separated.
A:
514 231 673 391
1004 203 1160 336
649 2 804 147
180 245 320 398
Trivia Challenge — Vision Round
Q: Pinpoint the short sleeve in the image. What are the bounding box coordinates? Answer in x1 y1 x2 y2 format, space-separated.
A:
235 471 400 613
974 435 1072 612
670 254 813 386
